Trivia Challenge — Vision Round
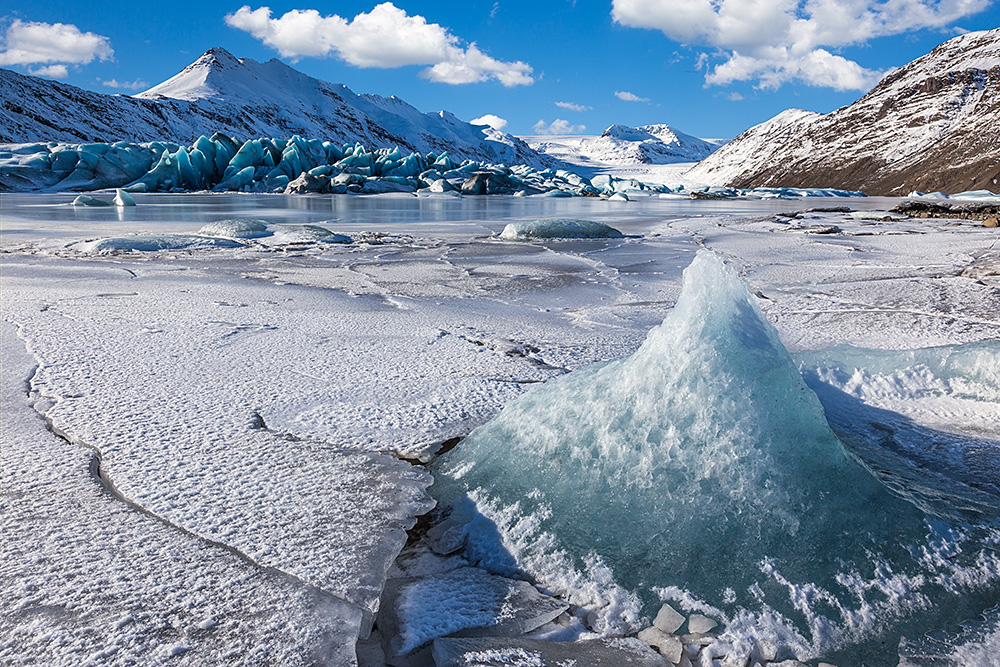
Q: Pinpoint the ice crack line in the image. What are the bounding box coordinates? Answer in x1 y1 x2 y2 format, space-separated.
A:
22 365 365 621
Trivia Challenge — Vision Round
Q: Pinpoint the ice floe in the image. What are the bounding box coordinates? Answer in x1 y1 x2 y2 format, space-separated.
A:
499 218 625 240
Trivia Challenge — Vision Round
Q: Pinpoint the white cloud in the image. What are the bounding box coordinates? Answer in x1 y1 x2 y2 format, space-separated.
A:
226 3 533 86
471 113 508 130
98 77 150 91
611 0 989 90
555 101 591 112
615 90 649 102
533 118 586 135
0 19 113 67
727 91 744 101
28 64 68 78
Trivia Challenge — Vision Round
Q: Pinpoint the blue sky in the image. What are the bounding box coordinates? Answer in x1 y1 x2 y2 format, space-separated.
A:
1 0 997 139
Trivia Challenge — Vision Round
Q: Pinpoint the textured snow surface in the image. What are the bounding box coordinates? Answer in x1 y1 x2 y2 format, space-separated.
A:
0 323 365 666
3 194 1000 665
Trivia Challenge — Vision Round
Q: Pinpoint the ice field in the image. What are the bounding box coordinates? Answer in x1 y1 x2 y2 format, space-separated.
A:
2 192 999 666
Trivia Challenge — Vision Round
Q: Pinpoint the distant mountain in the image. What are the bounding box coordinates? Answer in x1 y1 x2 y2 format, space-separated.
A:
0 47 546 166
686 29 1000 195
526 124 721 168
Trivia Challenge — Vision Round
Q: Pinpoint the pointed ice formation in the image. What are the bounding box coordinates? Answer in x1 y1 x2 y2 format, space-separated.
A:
436 250 1000 663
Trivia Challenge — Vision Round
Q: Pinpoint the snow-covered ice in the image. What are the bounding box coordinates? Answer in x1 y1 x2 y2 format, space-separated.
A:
499 218 624 240
2 192 999 666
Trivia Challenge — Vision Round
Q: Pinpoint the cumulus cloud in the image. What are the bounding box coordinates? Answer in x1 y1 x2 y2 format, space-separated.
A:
611 0 989 90
98 77 150 91
28 64 68 78
0 19 113 67
615 90 649 102
471 114 508 130
226 3 533 86
555 101 591 112
533 118 587 134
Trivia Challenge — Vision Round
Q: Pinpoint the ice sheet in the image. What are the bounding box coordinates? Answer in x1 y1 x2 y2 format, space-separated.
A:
0 321 364 666
3 193 999 665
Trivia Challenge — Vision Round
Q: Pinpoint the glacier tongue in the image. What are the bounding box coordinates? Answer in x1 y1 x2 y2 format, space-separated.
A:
435 250 998 662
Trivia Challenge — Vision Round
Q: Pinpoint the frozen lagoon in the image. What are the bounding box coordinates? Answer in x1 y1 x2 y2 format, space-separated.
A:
1 192 999 666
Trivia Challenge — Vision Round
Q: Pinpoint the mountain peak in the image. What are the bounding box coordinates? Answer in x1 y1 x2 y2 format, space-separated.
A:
685 28 1000 194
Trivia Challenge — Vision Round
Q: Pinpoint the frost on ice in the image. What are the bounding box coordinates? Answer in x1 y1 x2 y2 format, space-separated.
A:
436 250 1000 663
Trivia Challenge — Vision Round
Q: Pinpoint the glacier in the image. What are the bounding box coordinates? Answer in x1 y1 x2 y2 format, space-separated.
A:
435 250 1000 664
1 135 872 200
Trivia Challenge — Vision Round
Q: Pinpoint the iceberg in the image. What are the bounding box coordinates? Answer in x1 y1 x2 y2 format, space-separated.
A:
435 250 1000 663
499 218 624 240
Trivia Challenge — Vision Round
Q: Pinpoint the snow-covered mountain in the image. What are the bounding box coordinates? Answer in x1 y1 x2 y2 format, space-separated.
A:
526 124 721 167
686 29 1000 195
0 47 545 166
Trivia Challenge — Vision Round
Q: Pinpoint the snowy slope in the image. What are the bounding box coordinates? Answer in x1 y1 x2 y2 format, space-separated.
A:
527 124 721 167
0 47 546 166
686 29 1000 195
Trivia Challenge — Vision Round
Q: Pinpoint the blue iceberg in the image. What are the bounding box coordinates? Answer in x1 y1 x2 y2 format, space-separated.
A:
435 251 1000 664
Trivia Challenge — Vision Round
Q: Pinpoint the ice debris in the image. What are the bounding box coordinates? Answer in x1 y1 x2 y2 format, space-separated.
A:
378 567 568 659
432 636 669 666
71 194 113 207
499 218 625 240
113 188 135 206
1 134 868 199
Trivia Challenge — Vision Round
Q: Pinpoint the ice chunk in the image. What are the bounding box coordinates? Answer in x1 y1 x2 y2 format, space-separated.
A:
72 194 113 207
426 514 469 555
198 218 271 239
379 567 568 657
432 637 669 667
114 188 136 206
436 250 953 660
688 614 718 634
609 192 630 201
499 218 624 240
654 603 685 633
267 224 351 244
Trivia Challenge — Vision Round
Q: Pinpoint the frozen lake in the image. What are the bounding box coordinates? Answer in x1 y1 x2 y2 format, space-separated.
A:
2 192 999 667
1 191 908 241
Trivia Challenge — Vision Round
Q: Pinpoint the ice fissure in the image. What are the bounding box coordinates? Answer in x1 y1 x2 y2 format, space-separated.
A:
435 250 1000 664
23 359 370 629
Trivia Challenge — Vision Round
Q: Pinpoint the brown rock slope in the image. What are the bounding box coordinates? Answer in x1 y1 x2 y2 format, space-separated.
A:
686 29 1000 195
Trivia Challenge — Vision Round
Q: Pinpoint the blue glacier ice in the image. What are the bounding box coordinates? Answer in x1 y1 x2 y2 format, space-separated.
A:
1 135 874 198
435 251 1000 665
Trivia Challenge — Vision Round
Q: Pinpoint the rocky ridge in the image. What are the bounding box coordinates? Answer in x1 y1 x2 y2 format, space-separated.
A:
685 29 1000 195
